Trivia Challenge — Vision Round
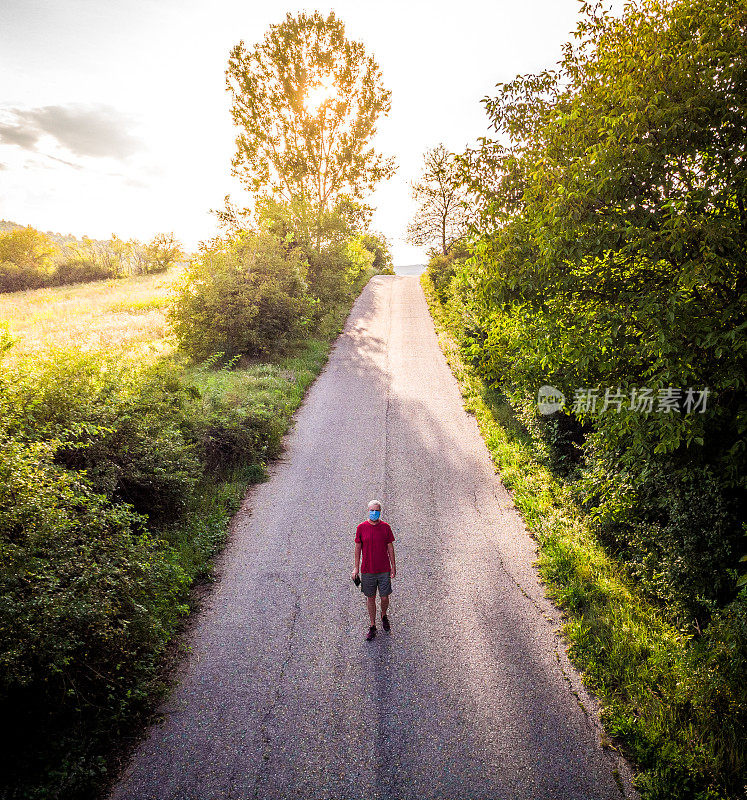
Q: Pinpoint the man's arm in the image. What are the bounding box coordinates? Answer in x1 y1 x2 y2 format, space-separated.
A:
387 542 396 579
352 541 362 579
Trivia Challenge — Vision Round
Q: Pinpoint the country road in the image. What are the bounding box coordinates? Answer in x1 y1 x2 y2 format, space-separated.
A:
111 275 637 800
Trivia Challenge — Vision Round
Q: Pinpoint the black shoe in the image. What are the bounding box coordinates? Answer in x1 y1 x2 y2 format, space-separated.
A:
381 614 390 632
366 626 377 641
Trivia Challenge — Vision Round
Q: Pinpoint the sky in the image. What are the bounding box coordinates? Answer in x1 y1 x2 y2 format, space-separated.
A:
0 0 624 266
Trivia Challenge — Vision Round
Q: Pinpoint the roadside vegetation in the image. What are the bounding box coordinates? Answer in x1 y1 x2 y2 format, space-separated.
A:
0 10 394 800
414 1 746 798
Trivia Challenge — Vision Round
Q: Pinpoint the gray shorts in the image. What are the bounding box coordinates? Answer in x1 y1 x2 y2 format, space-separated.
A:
360 572 392 598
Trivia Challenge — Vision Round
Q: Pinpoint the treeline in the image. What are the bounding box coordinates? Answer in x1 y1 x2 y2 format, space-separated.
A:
416 0 746 797
0 224 184 293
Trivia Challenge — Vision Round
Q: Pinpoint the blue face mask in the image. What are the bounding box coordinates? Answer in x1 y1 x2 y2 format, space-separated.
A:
369 509 381 522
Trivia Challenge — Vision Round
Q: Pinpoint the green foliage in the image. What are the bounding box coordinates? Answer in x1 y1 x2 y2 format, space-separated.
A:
459 0 747 617
253 194 379 255
0 12 392 796
427 0 747 790
422 271 747 800
50 256 112 285
1 350 202 523
0 227 56 292
142 232 183 274
582 452 742 622
343 235 375 283
426 242 471 303
185 402 283 477
0 422 190 797
0 226 56 272
168 229 313 362
0 322 351 797
359 232 394 274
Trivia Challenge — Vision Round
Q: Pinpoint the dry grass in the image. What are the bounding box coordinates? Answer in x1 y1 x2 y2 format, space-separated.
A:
0 266 185 363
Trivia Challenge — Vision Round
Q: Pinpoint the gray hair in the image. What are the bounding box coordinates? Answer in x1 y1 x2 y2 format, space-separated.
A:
368 499 382 510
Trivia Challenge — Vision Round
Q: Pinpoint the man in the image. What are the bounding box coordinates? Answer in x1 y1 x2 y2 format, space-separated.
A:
352 500 396 641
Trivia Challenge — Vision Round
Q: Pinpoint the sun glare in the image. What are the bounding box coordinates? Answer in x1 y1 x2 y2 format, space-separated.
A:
304 77 338 114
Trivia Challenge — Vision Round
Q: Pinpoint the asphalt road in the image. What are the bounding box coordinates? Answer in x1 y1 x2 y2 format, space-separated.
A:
111 275 637 800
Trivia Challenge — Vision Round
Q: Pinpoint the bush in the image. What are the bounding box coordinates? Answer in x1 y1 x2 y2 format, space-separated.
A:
1 351 204 524
601 462 742 623
186 404 284 476
677 593 747 797
0 227 55 272
360 232 394 273
427 254 458 303
168 230 313 361
426 243 470 303
456 0 747 624
0 228 56 292
0 434 189 793
0 260 47 292
50 256 111 286
142 232 183 274
0 343 293 795
0 228 186 293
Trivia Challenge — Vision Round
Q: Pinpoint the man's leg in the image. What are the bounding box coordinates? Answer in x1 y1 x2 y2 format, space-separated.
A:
380 593 390 618
366 595 377 626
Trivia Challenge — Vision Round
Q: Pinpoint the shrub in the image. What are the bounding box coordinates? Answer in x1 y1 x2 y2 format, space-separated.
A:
0 260 46 292
453 0 747 624
360 232 394 273
612 463 741 622
677 593 747 796
0 326 303 795
306 245 353 309
142 232 183 273
168 230 312 361
0 226 56 272
185 404 284 476
427 242 471 304
427 254 458 303
0 435 189 792
343 235 375 284
1 350 203 524
0 228 186 293
50 256 112 286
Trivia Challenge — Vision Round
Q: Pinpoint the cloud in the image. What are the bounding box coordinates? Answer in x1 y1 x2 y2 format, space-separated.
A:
0 103 144 160
0 119 40 149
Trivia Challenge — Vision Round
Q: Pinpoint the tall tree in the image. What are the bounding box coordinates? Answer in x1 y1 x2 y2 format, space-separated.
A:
407 144 472 256
225 11 395 248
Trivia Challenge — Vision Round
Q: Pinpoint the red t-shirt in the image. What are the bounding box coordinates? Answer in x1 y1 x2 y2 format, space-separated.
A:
355 520 394 574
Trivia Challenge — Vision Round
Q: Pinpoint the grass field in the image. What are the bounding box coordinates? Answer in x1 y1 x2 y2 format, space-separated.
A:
0 266 185 363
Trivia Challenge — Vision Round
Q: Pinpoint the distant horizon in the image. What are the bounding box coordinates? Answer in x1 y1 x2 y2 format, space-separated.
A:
394 262 426 276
